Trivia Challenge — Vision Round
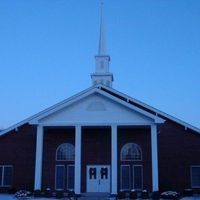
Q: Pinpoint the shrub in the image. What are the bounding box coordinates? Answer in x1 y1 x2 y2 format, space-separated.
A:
117 190 126 199
152 191 160 200
68 189 75 197
14 190 31 199
45 187 52 198
183 188 193 197
160 191 180 200
8 187 17 194
141 190 149 199
129 189 137 199
34 189 42 197
56 189 64 199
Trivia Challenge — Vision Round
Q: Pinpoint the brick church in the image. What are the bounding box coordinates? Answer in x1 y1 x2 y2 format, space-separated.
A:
0 4 200 195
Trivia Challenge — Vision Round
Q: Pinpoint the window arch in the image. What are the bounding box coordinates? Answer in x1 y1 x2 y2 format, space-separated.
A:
56 143 75 161
121 143 142 161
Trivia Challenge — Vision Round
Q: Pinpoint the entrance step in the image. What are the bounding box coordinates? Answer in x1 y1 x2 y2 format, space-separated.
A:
80 193 112 200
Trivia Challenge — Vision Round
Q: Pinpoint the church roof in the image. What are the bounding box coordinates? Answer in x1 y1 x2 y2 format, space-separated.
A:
0 84 199 136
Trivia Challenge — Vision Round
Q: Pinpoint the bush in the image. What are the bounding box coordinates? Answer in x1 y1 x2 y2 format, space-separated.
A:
152 191 160 200
14 190 32 199
56 189 64 199
68 190 77 200
68 189 75 197
8 187 17 194
160 191 180 200
141 190 149 199
45 187 52 198
129 190 137 199
117 190 126 199
183 188 193 197
34 189 42 197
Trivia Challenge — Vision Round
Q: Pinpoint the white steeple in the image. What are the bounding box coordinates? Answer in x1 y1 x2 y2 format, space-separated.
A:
91 1 113 87
98 2 106 55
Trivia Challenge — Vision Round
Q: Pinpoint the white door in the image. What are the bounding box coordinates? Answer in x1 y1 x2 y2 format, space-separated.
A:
87 165 110 192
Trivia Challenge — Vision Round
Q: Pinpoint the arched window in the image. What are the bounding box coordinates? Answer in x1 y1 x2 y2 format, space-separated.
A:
56 143 75 161
121 143 142 161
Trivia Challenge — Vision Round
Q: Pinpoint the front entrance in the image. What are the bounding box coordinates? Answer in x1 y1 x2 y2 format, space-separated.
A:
87 165 110 192
55 165 74 190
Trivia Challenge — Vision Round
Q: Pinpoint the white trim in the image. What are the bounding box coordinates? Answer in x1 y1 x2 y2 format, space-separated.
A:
120 165 131 190
1 84 199 137
0 166 2 186
75 125 81 194
37 122 156 127
0 86 96 136
151 125 159 191
120 143 142 161
97 89 164 124
34 125 44 190
30 87 164 125
67 165 75 190
0 165 13 187
55 165 65 190
56 143 75 161
30 88 100 124
133 165 143 190
190 165 200 188
111 125 117 194
99 85 200 133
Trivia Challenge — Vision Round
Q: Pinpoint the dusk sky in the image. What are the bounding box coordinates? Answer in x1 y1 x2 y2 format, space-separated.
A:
0 0 200 130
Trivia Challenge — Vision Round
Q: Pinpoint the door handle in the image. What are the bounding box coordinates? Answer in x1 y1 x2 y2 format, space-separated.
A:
99 179 100 185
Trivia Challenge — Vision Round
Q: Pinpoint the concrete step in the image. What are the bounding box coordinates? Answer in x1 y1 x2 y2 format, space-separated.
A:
80 192 112 200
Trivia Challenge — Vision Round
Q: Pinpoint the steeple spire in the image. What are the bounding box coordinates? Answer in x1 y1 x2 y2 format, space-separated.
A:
91 1 114 88
98 1 106 55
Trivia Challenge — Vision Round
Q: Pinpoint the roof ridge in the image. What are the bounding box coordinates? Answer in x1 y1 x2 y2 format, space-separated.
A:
99 85 200 133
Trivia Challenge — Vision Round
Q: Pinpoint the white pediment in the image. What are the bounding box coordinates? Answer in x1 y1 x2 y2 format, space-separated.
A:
38 93 155 125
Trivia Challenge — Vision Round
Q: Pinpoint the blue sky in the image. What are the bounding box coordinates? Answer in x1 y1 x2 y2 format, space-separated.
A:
0 0 200 129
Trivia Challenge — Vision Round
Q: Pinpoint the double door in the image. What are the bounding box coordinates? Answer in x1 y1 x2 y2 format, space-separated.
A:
55 165 74 190
87 165 110 192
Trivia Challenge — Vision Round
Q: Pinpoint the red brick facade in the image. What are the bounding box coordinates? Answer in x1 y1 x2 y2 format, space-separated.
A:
118 127 152 191
0 124 36 192
42 127 75 190
158 120 200 192
81 127 111 192
0 121 200 193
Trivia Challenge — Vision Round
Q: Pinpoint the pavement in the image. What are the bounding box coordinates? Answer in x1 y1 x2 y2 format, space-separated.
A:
0 194 200 200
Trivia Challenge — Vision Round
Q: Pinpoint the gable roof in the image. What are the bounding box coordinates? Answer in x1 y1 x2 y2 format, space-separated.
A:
100 85 200 133
0 84 200 136
29 86 164 125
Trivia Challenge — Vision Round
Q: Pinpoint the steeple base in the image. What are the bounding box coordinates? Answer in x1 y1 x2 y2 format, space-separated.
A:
91 73 113 87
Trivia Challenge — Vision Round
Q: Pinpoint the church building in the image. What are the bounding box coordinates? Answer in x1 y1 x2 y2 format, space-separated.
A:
0 5 200 195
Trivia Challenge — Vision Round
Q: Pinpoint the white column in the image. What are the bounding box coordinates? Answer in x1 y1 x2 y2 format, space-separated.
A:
151 124 159 191
111 125 118 194
34 125 44 190
75 125 82 194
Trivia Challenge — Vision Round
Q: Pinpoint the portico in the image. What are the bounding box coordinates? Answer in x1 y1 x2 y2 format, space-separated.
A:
31 86 164 194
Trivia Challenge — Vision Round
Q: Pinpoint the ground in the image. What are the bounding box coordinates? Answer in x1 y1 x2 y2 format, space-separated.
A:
0 194 200 200
0 194 57 200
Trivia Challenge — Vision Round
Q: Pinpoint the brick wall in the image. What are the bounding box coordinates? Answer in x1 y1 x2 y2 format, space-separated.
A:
0 124 36 192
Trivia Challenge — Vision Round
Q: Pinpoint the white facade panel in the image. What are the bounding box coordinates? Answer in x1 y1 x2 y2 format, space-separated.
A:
39 93 154 125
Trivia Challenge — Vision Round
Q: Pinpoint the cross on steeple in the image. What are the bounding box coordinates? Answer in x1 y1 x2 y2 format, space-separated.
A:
91 2 114 87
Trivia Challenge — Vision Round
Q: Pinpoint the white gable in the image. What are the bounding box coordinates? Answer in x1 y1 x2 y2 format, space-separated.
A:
2 85 200 137
38 93 155 126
